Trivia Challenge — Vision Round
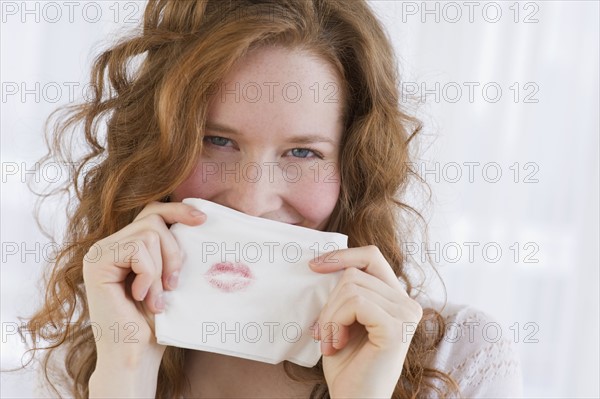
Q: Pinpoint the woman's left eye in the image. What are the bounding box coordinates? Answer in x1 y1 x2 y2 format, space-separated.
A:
288 148 323 159
204 136 232 147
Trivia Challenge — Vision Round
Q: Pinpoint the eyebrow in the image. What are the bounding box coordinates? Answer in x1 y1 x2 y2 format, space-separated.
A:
205 122 337 145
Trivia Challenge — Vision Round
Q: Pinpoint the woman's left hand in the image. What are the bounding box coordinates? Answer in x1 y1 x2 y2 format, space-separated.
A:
309 245 423 398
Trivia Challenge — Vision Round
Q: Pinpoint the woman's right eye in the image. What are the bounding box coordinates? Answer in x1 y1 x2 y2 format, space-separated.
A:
203 136 232 147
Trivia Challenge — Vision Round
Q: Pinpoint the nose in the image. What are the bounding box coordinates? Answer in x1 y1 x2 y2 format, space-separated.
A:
218 162 283 218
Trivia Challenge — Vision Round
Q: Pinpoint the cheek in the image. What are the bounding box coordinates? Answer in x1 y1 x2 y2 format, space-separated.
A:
286 168 340 226
171 162 218 201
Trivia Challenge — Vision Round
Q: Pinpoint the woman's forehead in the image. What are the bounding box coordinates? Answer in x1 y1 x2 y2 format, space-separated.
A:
204 47 344 141
222 46 341 89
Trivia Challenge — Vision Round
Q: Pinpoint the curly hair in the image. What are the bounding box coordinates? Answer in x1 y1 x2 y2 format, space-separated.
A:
8 0 460 397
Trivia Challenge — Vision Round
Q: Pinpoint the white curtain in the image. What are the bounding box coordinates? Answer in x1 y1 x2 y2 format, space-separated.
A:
1 1 598 397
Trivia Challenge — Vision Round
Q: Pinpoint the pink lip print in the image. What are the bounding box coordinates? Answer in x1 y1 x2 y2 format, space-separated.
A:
204 262 255 293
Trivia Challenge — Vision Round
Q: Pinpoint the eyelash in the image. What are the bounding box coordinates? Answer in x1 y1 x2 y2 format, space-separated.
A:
203 136 324 159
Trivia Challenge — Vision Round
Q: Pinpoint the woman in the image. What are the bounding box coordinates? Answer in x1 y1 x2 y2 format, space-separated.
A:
17 0 522 397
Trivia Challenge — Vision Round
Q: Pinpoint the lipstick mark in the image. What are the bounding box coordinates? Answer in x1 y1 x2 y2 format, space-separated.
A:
204 261 255 293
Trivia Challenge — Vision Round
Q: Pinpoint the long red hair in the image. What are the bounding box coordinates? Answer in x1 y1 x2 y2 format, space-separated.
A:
12 1 459 397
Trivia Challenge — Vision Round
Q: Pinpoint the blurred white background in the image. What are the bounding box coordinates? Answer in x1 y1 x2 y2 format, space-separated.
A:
1 1 598 397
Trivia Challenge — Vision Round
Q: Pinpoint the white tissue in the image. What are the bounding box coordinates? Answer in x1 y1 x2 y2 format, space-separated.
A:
154 198 348 367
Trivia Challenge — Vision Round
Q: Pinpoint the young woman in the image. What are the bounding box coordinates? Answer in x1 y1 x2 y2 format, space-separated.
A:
18 0 522 397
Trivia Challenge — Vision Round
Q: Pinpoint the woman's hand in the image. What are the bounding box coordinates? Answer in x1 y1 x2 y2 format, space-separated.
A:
309 245 423 398
83 201 206 369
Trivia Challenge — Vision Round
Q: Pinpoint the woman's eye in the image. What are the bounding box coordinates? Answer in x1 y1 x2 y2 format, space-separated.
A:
289 148 322 159
204 136 232 147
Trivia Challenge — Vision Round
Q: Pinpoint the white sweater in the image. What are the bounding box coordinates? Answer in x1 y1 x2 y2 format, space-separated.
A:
420 300 524 397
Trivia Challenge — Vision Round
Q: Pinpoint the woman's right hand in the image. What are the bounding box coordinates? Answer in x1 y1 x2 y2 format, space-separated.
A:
82 201 206 368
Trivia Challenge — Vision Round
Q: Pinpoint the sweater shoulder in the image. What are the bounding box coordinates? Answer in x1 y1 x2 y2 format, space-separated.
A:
417 299 524 397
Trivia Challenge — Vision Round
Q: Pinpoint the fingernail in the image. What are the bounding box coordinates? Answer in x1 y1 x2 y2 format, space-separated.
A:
155 293 165 311
138 286 149 301
167 271 179 289
332 331 341 349
190 210 205 218
321 340 330 356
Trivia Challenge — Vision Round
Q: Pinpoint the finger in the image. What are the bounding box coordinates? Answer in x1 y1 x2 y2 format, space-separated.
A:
324 267 407 315
320 280 400 329
133 200 206 226
132 202 207 292
319 321 344 355
317 319 354 354
134 213 184 291
126 240 156 302
310 245 403 289
138 230 166 314
317 280 399 354
102 201 206 247
110 232 165 314
115 203 207 290
329 321 363 353
323 296 397 356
